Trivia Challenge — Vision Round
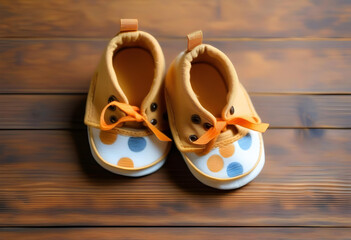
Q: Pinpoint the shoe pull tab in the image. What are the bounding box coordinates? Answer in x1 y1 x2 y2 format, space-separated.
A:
187 30 203 51
120 19 138 32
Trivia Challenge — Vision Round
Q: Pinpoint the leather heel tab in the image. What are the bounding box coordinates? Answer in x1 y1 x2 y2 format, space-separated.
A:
120 19 138 32
187 30 203 51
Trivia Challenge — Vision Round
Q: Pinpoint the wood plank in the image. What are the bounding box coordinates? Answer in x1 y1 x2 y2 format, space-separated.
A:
1 0 350 38
1 94 351 129
0 95 85 129
0 227 350 240
0 129 350 226
252 95 351 128
1 39 351 93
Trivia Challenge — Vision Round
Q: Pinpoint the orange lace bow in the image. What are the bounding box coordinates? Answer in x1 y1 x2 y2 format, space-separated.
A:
194 116 269 149
100 101 171 142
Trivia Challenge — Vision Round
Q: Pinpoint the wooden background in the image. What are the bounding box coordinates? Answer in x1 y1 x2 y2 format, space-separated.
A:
0 0 350 239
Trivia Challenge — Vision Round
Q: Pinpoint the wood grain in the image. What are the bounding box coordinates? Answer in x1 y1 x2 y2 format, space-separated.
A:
0 129 350 226
0 94 350 129
1 0 351 235
1 0 350 38
1 39 351 93
0 227 350 240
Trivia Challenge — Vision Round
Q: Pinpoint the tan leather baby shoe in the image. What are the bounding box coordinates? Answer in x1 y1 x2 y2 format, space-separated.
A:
165 31 269 189
85 19 172 177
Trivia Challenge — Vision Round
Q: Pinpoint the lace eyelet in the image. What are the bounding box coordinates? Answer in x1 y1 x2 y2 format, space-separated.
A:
108 105 116 111
150 103 158 112
191 114 201 124
203 122 213 130
109 116 117 123
189 135 198 142
230 106 235 115
108 95 117 103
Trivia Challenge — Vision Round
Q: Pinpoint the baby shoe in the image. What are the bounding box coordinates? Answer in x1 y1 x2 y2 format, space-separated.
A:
165 31 269 189
84 19 172 177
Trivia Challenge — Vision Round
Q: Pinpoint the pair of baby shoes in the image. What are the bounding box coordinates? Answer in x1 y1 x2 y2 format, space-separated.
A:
84 19 269 190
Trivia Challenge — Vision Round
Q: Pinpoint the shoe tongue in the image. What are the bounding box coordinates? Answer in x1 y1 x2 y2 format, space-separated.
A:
184 44 241 125
104 32 158 112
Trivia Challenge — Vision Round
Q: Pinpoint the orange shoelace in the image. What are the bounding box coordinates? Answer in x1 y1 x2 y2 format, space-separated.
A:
194 116 269 154
100 101 172 142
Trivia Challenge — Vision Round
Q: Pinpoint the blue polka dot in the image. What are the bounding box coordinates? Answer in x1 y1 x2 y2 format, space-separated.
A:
238 133 252 150
128 137 146 152
226 162 243 177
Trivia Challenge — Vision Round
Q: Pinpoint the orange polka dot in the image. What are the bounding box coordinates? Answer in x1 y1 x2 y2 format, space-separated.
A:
219 144 235 158
207 155 224 172
117 157 134 168
99 130 117 145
